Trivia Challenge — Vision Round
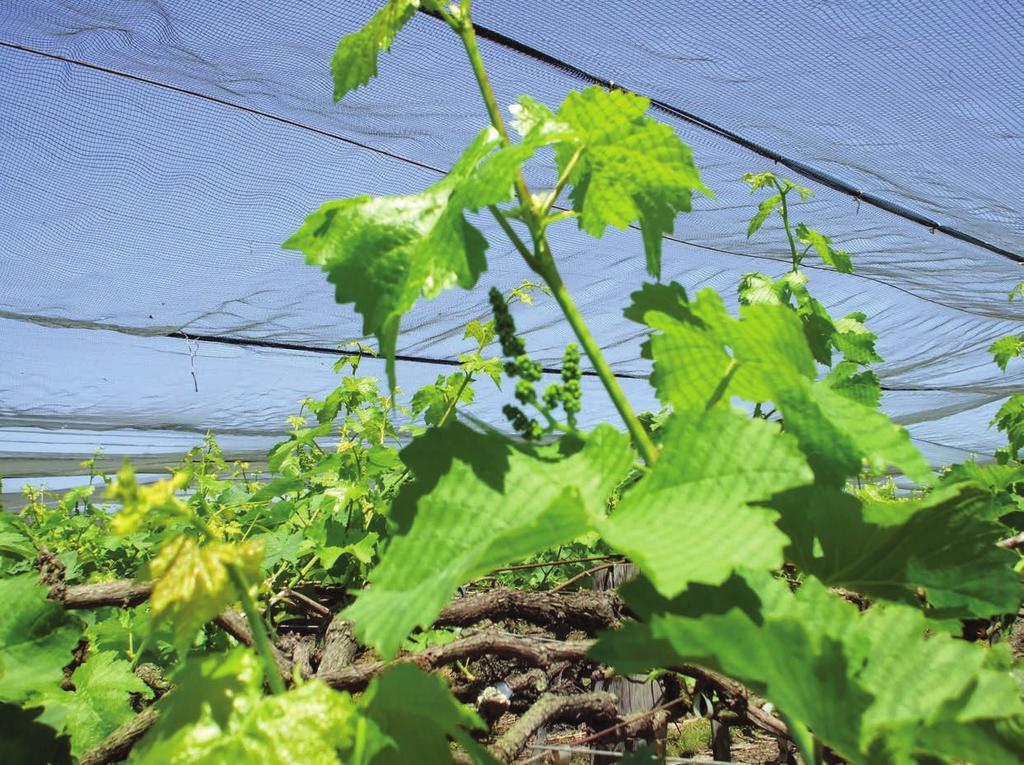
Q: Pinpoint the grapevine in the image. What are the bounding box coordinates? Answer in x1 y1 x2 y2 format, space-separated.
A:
1 2 1022 764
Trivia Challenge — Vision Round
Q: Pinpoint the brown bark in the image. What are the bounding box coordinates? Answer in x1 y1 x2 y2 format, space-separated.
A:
436 588 623 633
62 580 152 609
489 692 618 763
316 614 359 676
320 629 593 692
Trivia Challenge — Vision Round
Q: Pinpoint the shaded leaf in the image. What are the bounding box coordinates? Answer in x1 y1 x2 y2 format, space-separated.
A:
344 422 633 657
0 702 72 765
773 485 1020 619
623 281 692 325
0 575 82 704
360 664 494 764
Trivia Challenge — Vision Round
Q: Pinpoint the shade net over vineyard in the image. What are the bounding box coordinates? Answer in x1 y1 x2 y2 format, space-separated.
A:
2 0 1023 496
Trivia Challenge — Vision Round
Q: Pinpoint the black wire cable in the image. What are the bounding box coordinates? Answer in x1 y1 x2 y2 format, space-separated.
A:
167 331 648 379
422 10 1022 264
2 33 1019 383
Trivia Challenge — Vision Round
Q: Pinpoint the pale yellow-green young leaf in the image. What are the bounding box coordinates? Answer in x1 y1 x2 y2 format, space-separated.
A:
108 462 190 534
148 535 264 651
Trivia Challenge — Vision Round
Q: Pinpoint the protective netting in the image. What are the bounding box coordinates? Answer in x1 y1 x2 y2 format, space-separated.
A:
2 0 1022 498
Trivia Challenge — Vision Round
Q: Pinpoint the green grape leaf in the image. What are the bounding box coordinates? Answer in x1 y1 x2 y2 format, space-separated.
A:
646 289 814 411
623 281 692 325
0 702 72 765
601 409 812 597
0 575 82 704
796 223 853 273
148 649 257 739
773 485 1020 619
459 353 503 386
132 657 378 765
343 422 633 657
515 87 711 279
360 665 493 765
942 460 1024 494
779 380 931 487
463 319 495 347
737 272 785 307
36 651 151 756
825 361 881 408
593 572 1024 765
993 394 1024 459
286 128 535 388
831 311 882 365
147 535 264 653
990 334 1024 371
330 0 419 101
746 193 781 237
411 373 474 426
639 285 926 486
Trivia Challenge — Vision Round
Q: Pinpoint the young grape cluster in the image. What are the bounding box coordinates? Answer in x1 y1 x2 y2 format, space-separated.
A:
489 287 582 438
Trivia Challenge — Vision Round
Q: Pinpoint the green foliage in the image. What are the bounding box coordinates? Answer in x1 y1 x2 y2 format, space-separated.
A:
512 87 711 278
284 127 537 387
37 651 151 755
990 334 1024 371
593 572 1024 765
0 575 82 705
634 284 927 487
993 394 1024 460
773 484 1020 618
0 702 72 765
359 664 493 764
602 408 811 597
6 4 1022 763
147 534 264 653
131 650 380 765
330 0 419 101
344 422 633 657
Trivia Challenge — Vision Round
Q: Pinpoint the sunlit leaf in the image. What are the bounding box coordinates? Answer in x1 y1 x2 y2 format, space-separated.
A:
147 536 263 652
602 409 812 596
330 0 419 101
286 127 536 388
514 87 711 278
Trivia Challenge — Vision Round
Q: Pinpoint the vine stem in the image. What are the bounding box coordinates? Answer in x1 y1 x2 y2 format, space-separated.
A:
544 267 660 464
773 178 800 271
453 7 659 465
226 562 287 695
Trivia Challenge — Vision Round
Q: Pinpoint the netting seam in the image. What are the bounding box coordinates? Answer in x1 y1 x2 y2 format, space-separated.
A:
1 40 1010 319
